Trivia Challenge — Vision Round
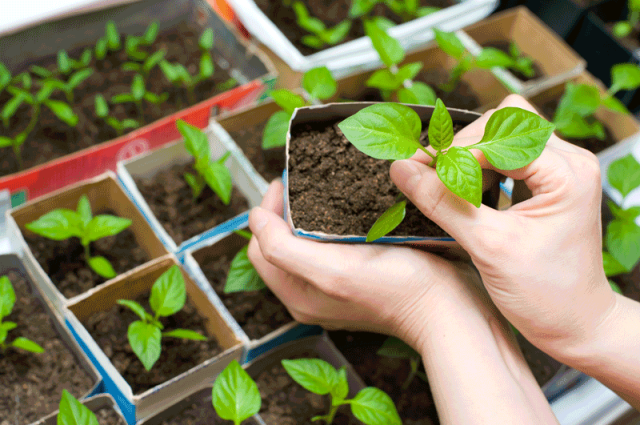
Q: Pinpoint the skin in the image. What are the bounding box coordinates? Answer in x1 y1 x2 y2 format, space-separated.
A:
247 95 640 423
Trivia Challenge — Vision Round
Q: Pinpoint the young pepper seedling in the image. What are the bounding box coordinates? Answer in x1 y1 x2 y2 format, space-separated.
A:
111 74 168 123
0 275 45 354
26 195 132 279
377 337 426 390
224 230 266 294
292 1 352 49
117 265 207 371
94 94 140 136
212 359 261 424
95 20 121 60
612 0 640 38
350 0 440 21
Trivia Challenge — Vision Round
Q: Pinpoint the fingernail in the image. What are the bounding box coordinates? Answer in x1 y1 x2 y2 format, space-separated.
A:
250 207 269 233
391 160 422 191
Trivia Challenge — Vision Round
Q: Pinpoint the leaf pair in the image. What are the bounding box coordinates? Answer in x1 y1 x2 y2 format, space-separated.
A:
124 22 159 61
57 49 92 76
95 20 122 60
111 74 168 106
25 195 132 278
118 265 206 371
293 1 352 49
94 95 140 135
0 276 44 354
349 0 439 19
224 230 266 294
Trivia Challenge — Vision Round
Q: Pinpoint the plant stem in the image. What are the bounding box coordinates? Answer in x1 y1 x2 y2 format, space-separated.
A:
14 103 41 169
419 146 437 166
187 85 196 105
66 90 73 104
402 358 420 390
12 144 23 170
84 243 91 263
135 100 145 124
325 404 339 425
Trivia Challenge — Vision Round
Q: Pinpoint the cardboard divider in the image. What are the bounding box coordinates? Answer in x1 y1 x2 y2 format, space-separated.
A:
65 255 244 424
31 394 127 425
460 7 585 96
116 120 264 255
6 172 170 314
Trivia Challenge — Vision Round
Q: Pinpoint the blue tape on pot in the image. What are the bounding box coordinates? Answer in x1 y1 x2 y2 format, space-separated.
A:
244 324 323 364
177 212 250 255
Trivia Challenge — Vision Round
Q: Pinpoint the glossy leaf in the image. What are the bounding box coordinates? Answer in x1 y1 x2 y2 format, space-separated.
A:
556 82 601 118
77 195 92 228
117 299 148 321
88 256 117 279
58 50 71 74
371 16 396 31
364 20 404 67
150 265 186 317
396 62 423 82
204 162 233 205
607 219 640 271
225 246 266 293
433 28 466 60
610 63 640 94
338 103 422 160
366 200 406 242
105 21 121 50
26 209 83 240
270 89 306 114
324 20 352 45
212 360 261 423
366 69 401 90
0 276 15 320
128 320 162 371
436 147 482 207
132 75 145 100
94 95 109 118
95 37 108 60
428 98 453 151
57 389 99 425
163 329 207 340
177 119 210 162
607 154 640 198
85 215 132 243
475 47 515 69
302 35 324 49
282 358 339 395
603 251 629 277
199 28 214 50
303 66 337 100
351 387 402 425
12 337 45 353
377 336 420 359
397 82 436 106
143 22 159 45
263 110 292 149
333 367 349 401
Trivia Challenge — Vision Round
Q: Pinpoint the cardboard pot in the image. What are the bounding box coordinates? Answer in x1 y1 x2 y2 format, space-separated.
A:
64 255 244 424
30 395 126 425
6 172 170 314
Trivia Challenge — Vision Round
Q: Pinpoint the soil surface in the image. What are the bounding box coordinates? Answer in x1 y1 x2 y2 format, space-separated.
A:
254 0 454 55
255 352 360 425
81 292 222 394
0 22 238 178
481 41 544 82
288 119 472 237
24 210 149 299
134 161 249 245
0 271 94 424
227 121 285 183
195 248 293 340
94 407 127 425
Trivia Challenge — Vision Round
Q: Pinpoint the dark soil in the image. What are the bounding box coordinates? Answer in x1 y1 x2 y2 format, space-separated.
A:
254 0 455 55
572 0 606 6
195 248 293 340
481 41 544 82
255 352 360 425
540 97 616 154
227 121 285 183
0 271 94 424
288 119 473 237
134 161 250 245
0 22 239 178
95 407 127 425
25 211 149 299
81 292 222 394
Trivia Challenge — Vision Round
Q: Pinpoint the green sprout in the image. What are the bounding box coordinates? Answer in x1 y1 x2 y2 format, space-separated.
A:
377 337 426 390
45 68 94 103
0 275 45 354
111 74 168 123
121 49 166 76
177 119 233 203
125 21 160 61
0 62 11 95
25 195 132 279
262 66 337 149
338 100 554 241
225 230 265 294
57 49 92 76
349 0 439 21
292 1 352 49
94 94 140 136
283 358 401 424
612 0 640 38
117 265 206 371
57 390 99 425
95 20 121 60
212 360 261 424
503 42 535 79
364 21 436 105
553 64 640 141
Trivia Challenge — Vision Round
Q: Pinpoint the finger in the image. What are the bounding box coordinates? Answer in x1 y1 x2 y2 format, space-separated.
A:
260 179 284 213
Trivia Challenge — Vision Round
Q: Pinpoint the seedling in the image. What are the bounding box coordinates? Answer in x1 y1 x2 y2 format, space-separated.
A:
124 21 159 61
502 42 535 79
225 230 265 293
612 0 640 38
117 265 206 371
94 94 140 136
339 100 554 241
553 64 640 141
111 74 168 123
57 390 99 425
212 359 261 424
262 66 337 149
377 337 426 390
0 62 11 95
176 119 233 204
0 275 44 354
364 21 436 105
283 358 401 424
25 195 132 279
46 68 94 103
95 20 121 60
292 1 352 49
121 49 166 77
57 49 92 76
350 0 439 20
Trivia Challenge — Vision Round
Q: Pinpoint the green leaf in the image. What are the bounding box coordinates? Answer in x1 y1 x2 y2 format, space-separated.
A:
556 82 601 118
79 49 92 67
607 219 640 271
0 321 17 344
0 63 10 90
338 103 422 160
212 360 261 423
351 387 402 425
377 337 420 359
609 279 623 294
143 92 169 105
105 20 121 50
303 66 337 100
471 107 554 170
396 62 423 82
333 367 349 401
128 320 162 371
370 16 396 31
397 82 436 106
36 82 56 103
608 201 640 222
68 69 93 89
428 98 454 151
143 22 159 45
366 200 406 242
77 195 92 228
26 209 83 240
293 2 326 33
57 389 99 425
12 336 44 353
0 276 15 321
177 119 210 162
302 35 325 49
367 69 402 90
323 20 352 45
349 0 380 17
85 215 132 243
197 54 214 80
608 154 640 198
121 119 140 130
30 65 52 78
143 50 166 74
163 329 207 340
95 37 108 60
58 50 71 74
234 229 253 240
434 28 466 60
43 100 78 126
282 358 339 395
94 94 109 118
436 147 482 207
263 111 292 149
150 265 186 317
613 21 633 38
224 246 266 293
87 256 116 279
0 137 11 148
555 112 605 140
2 93 26 123
270 89 306 114
204 162 233 205
602 94 629 114
159 60 178 82
199 28 214 50
185 172 205 199
132 75 145 101
364 20 405 67
475 47 515 69
603 251 629 277
610 63 640 94
118 299 148 321
111 93 135 104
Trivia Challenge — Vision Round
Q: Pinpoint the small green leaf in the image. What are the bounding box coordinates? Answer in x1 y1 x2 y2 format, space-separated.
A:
0 276 16 321
199 54 214 80
332 367 349 401
234 229 253 240
613 21 633 38
302 35 325 49
263 111 292 149
303 66 337 100
293 2 326 33
143 22 159 45
30 65 52 78
366 69 402 90
436 147 482 207
349 0 380 17
204 162 233 205
377 337 420 359
128 320 162 371
224 246 266 293
397 82 436 106
143 92 169 105
121 119 140 129
163 329 207 340
150 265 187 317
0 321 17 344
608 201 640 222
185 172 205 199
364 20 405 67
57 50 71 74
143 50 166 74
117 299 148 321
556 82 601 118
471 107 554 170
88 256 117 279
85 215 132 243
433 28 466 60
607 219 640 271
26 209 83 240
609 279 623 294
68 69 93 89
105 20 121 50
0 137 11 148
396 62 423 82
2 93 26 123
428 98 453 151
555 112 605 140
12 337 44 353
177 119 210 162
79 49 92 67
132 75 145 101
282 358 339 395
270 89 306 114
338 103 422 160
57 389 99 425
475 47 515 69
111 93 135 104
77 195 92 228
212 360 261 423
199 28 214 50
94 94 109 118
43 100 79 127
366 200 406 242
323 20 352 45
603 251 629 277
159 60 178 82
351 387 402 425
0 63 10 90
370 16 396 31
610 63 640 94
608 154 640 198
95 37 108 60
602 95 629 114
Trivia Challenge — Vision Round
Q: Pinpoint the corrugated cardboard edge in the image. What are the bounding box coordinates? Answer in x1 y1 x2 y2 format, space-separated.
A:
117 121 264 256
6 171 170 314
65 254 244 424
284 103 483 247
31 394 126 425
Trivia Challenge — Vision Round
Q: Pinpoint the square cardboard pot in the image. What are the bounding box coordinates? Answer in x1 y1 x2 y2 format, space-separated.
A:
180 230 323 363
459 7 586 96
6 172 170 314
117 120 263 255
30 394 126 425
64 255 244 424
0 0 276 208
